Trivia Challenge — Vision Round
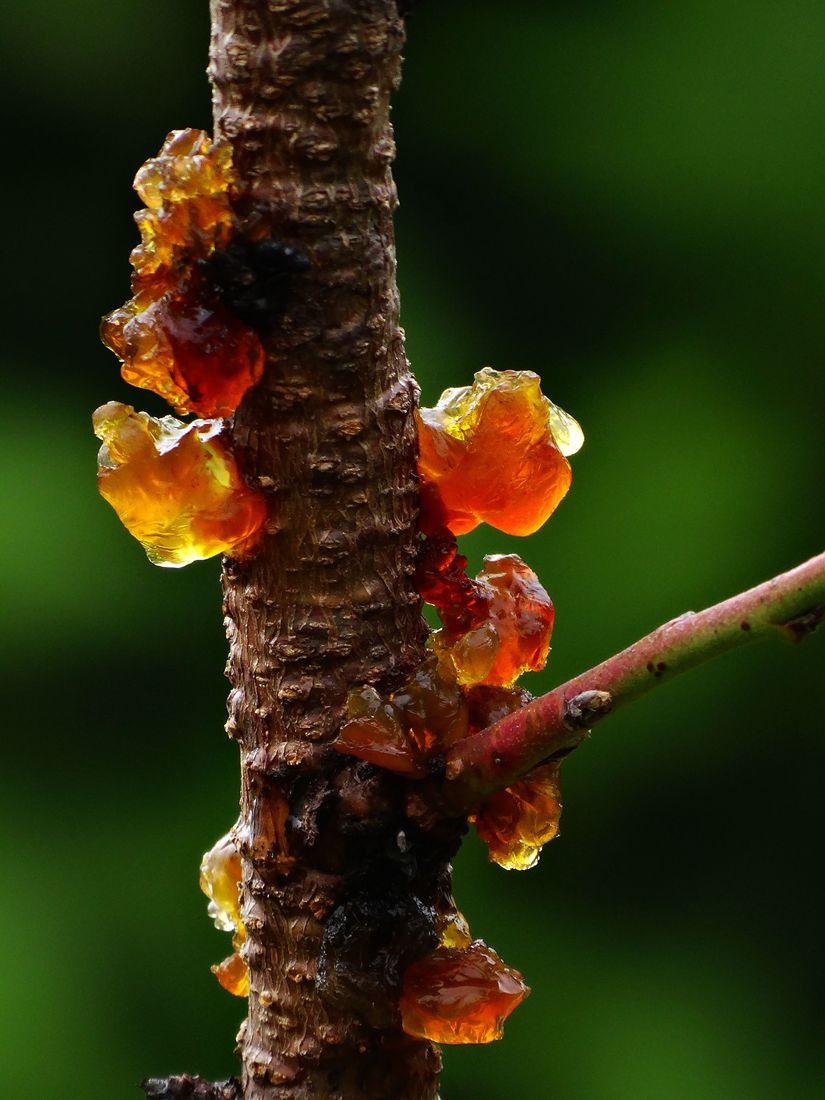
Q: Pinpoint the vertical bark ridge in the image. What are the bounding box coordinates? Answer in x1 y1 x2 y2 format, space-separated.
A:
211 3 456 1098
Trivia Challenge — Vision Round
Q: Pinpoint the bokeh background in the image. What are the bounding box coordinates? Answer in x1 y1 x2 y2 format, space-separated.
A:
2 2 824 1097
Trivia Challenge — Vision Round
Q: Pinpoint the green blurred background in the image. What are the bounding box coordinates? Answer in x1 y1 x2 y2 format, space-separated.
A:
2 2 824 1097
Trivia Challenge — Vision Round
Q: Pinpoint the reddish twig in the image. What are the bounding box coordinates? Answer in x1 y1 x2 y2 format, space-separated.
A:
442 549 825 810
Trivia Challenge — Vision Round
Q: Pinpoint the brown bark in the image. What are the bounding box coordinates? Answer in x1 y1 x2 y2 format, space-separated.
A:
210 3 461 1098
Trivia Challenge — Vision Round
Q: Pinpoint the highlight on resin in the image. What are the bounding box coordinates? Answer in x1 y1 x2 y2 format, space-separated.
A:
418 367 583 536
93 401 267 567
101 128 265 418
200 831 248 998
400 941 530 1044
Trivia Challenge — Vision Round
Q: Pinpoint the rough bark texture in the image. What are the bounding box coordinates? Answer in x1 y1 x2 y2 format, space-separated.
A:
211 3 460 1098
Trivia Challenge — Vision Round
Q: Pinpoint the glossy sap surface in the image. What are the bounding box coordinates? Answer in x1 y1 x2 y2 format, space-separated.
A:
418 368 582 536
93 401 266 567
103 289 264 420
447 554 555 688
422 551 555 689
400 941 529 1044
436 901 472 950
333 653 468 776
472 762 563 871
101 128 264 417
200 831 249 998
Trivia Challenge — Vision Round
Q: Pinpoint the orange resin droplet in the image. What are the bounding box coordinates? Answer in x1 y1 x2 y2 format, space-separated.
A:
418 368 583 536
432 554 554 689
101 128 265 418
400 941 530 1044
212 948 249 998
93 401 267 567
472 762 563 871
417 540 554 687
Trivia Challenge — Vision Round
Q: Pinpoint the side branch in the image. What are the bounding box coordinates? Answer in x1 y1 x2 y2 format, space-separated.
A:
142 1078 241 1099
443 549 825 809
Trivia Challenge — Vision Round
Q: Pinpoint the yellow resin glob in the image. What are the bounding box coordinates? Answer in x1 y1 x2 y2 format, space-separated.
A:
418 368 583 537
134 129 232 214
101 128 265 418
200 831 249 998
200 832 242 932
436 900 473 950
400 941 530 1044
93 401 267 567
472 762 563 871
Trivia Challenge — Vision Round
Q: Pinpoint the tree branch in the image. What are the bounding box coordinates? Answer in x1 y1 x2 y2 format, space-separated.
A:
210 3 454 1098
441 549 825 810
141 1078 240 1100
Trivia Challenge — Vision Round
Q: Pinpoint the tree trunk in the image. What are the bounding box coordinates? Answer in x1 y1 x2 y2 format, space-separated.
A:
210 2 459 1097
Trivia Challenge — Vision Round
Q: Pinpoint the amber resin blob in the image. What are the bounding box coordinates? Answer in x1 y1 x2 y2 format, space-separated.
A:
200 831 249 998
333 651 468 777
444 553 555 688
101 128 264 418
103 288 264 420
418 367 583 536
93 401 266 567
473 762 563 871
400 941 530 1044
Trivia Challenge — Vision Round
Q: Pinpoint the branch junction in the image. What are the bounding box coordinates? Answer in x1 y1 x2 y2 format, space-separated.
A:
443 549 825 810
